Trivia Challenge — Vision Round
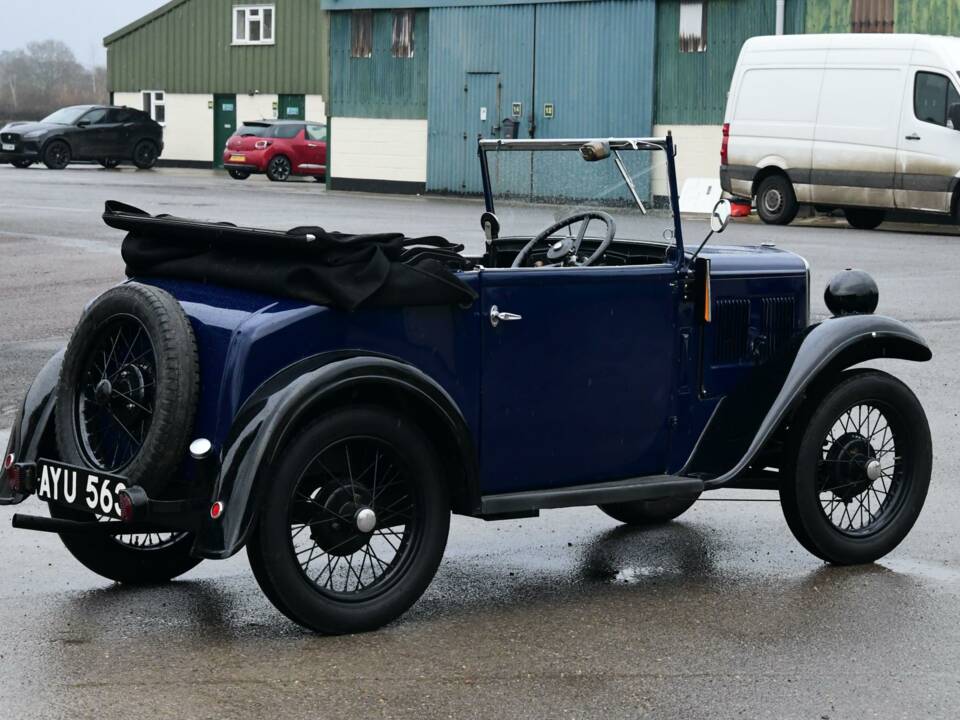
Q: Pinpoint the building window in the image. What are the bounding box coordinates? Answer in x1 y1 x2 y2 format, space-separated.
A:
142 90 165 123
679 1 706 53
351 11 373 58
851 0 894 33
234 5 275 45
391 10 415 58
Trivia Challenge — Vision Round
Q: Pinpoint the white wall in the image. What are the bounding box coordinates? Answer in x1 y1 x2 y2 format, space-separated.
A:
236 93 277 124
115 91 213 163
305 95 326 121
330 117 427 184
652 124 723 200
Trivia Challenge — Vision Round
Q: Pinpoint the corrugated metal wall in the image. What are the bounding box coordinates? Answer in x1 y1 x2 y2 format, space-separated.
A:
655 0 805 125
329 10 429 118
427 4 536 193
106 0 328 96
897 0 960 34
804 0 852 32
426 0 657 194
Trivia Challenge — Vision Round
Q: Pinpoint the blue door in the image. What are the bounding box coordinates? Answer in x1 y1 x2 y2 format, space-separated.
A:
479 265 678 494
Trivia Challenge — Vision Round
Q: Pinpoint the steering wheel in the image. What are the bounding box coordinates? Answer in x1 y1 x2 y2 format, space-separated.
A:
511 211 616 269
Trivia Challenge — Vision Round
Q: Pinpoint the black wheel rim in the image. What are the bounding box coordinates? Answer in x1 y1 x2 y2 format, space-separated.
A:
49 143 68 167
271 158 290 180
287 436 422 601
817 401 906 537
75 315 157 473
136 144 155 166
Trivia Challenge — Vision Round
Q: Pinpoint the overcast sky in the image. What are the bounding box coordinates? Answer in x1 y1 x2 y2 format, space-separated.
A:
1 1 168 66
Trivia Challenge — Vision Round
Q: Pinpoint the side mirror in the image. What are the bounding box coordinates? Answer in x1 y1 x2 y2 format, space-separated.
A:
76 120 90 128
579 141 610 162
710 199 732 233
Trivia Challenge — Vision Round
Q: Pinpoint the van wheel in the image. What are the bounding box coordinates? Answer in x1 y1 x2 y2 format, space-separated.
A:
844 208 885 230
756 174 799 225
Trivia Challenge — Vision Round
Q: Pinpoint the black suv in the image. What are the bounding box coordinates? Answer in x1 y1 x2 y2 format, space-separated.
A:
0 105 164 170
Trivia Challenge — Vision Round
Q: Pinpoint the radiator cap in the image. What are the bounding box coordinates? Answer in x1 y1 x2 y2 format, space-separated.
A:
824 268 878 316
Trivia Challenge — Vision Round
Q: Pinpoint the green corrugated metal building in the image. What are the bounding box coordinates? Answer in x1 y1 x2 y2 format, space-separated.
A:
104 0 329 167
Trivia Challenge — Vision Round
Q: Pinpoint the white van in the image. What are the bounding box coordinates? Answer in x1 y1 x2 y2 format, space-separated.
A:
721 34 960 228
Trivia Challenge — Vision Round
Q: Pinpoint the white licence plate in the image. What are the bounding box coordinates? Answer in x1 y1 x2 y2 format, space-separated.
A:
1 143 14 152
36 459 128 519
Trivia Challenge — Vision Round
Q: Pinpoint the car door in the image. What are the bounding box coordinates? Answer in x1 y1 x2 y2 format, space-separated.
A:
105 108 137 157
479 264 678 495
895 68 960 213
303 123 327 174
810 66 904 208
72 107 110 159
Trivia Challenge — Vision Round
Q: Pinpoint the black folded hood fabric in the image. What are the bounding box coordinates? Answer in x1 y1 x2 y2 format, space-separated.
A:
103 201 477 311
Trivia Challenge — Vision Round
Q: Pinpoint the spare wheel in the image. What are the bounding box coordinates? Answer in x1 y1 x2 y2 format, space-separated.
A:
54 282 199 495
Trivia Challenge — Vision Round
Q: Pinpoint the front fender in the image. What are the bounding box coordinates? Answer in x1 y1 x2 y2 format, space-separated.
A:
193 354 477 559
0 349 64 504
684 315 930 486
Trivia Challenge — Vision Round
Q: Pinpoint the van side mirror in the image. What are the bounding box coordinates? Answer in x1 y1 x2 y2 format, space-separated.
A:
711 199 732 233
949 103 960 131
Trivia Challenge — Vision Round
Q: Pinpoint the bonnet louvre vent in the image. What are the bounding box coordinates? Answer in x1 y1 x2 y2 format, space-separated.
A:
714 298 750 364
761 296 797 360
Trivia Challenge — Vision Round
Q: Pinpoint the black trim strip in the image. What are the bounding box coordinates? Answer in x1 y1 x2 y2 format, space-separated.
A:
329 176 426 195
725 164 958 193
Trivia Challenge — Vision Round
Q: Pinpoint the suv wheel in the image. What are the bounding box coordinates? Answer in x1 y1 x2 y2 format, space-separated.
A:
756 173 799 225
11 160 32 169
99 158 121 169
42 140 71 170
266 155 292 182
132 140 159 169
248 406 450 633
844 208 885 230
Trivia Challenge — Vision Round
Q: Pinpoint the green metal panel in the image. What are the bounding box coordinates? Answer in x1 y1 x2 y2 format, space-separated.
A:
896 0 960 34
105 0 328 97
328 9 428 118
804 0 851 33
214 94 237 167
278 93 306 119
654 0 805 126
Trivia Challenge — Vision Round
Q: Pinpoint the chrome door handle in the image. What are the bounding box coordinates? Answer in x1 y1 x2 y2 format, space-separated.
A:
489 305 522 327
905 133 921 141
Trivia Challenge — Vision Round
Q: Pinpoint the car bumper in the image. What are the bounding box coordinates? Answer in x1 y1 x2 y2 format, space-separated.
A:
222 150 266 171
0 144 41 163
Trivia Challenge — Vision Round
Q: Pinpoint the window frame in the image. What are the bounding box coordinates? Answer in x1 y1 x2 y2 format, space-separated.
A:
233 4 276 46
142 90 166 125
913 70 960 129
351 10 373 59
391 10 415 59
679 0 707 54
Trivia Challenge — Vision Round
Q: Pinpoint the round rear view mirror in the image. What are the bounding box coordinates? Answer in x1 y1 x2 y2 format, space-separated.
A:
711 199 733 233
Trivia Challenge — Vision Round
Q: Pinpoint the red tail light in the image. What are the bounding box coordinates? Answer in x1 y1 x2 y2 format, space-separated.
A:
721 123 729 166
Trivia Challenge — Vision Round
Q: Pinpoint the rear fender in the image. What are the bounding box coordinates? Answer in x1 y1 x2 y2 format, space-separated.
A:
684 315 931 486
193 354 478 559
0 350 63 504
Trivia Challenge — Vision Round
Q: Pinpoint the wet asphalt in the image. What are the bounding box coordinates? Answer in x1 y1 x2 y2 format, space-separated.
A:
1 165 959 719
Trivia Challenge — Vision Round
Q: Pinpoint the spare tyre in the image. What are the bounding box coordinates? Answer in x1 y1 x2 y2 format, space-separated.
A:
54 283 199 495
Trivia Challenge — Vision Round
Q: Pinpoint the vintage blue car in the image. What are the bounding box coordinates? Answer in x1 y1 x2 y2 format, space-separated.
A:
0 136 932 634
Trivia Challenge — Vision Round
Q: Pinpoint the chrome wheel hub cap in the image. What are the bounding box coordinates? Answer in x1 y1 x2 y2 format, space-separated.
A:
355 507 377 533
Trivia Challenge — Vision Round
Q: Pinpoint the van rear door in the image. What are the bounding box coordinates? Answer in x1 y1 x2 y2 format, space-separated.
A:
894 68 960 213
810 63 905 209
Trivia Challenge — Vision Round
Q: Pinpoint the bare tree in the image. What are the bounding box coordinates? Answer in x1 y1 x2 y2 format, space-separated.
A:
0 40 108 124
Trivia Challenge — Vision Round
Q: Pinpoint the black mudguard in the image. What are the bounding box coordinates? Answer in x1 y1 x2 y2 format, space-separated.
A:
0 350 64 504
683 314 931 486
194 354 478 559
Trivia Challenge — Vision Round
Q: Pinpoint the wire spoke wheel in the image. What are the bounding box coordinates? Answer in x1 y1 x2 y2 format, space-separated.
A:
288 436 420 601
76 315 157 473
816 401 903 536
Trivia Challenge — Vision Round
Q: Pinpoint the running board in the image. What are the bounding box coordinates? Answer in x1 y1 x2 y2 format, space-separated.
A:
480 475 705 516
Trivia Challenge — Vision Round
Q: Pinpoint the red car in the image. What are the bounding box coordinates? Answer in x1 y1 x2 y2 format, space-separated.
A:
223 119 327 182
